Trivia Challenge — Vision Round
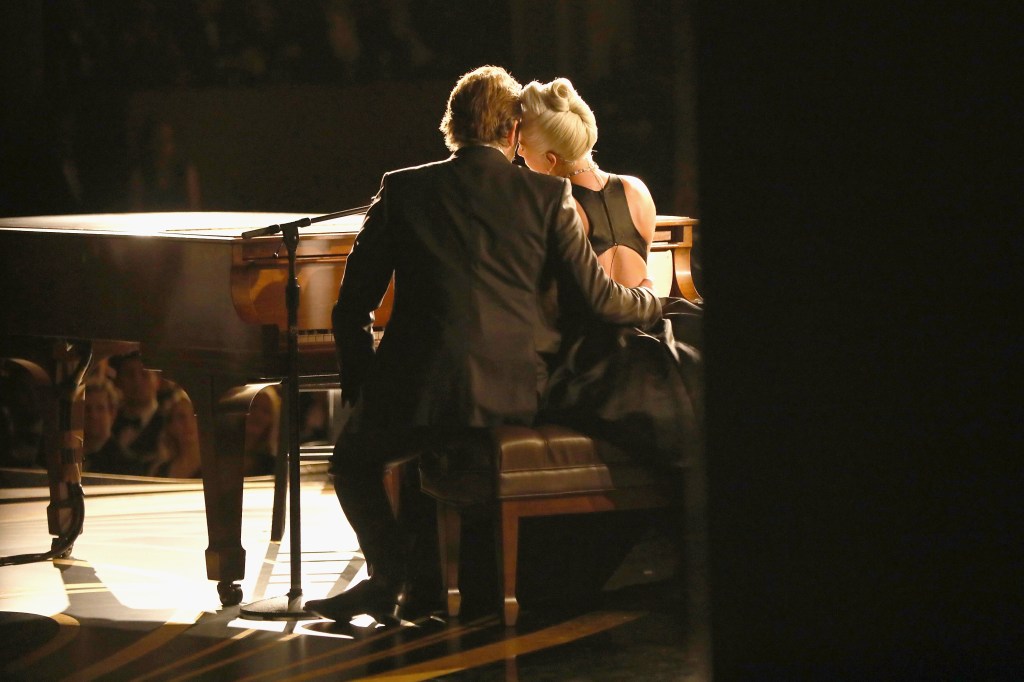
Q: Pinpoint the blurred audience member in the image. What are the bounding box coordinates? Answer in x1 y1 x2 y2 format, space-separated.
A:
377 0 436 77
299 391 331 445
0 361 45 468
244 387 280 476
129 118 201 211
151 390 202 478
1 104 88 218
320 0 364 83
232 0 307 84
110 352 168 471
117 0 190 89
83 378 142 475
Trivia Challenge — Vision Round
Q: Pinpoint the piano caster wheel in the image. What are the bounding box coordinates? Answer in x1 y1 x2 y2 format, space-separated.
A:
217 582 243 606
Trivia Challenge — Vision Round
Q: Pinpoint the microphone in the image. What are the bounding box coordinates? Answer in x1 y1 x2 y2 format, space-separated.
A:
241 204 371 239
241 217 310 239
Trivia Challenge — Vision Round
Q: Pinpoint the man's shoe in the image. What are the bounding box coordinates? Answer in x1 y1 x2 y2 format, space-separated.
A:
304 578 410 623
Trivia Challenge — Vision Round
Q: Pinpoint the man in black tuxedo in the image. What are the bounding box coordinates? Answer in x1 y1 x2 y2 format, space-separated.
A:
305 65 662 623
110 351 167 473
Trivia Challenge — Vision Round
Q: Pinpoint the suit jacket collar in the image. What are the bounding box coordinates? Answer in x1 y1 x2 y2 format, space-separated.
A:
453 144 511 165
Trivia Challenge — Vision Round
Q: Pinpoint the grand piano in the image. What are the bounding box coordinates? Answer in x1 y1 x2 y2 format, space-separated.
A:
0 211 699 604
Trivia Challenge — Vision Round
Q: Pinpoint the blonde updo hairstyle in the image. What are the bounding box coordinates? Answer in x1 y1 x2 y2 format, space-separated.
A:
520 78 598 165
440 65 523 152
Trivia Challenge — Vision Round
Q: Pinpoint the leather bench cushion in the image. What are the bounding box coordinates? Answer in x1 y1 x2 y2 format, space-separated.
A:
419 423 668 505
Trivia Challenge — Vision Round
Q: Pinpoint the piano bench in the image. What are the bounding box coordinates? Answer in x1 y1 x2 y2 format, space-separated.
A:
418 424 682 626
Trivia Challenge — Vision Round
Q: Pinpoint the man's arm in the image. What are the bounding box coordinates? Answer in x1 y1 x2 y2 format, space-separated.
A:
550 181 662 327
332 179 395 405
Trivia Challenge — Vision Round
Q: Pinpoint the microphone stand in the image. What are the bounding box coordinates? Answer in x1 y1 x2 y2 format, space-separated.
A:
238 205 367 619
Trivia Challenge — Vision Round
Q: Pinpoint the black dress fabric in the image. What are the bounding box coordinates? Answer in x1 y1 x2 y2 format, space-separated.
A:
540 297 703 472
542 177 704 471
571 175 649 260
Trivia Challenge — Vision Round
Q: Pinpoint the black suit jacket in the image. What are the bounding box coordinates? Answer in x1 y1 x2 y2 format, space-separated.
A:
333 145 661 432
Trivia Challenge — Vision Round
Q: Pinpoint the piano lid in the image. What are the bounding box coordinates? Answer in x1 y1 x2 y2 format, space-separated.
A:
0 212 692 239
0 211 366 241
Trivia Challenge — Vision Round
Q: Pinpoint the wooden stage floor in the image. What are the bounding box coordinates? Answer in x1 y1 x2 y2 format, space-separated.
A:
1 468 693 681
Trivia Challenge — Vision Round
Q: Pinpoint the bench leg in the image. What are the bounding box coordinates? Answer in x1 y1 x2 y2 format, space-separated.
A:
436 502 462 617
498 501 520 626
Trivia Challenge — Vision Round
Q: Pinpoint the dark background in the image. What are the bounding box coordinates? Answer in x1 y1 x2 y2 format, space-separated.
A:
696 3 1020 679
2 2 1020 678
0 1 697 220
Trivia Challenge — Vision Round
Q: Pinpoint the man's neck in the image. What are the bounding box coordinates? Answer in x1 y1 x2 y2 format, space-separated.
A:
477 142 514 161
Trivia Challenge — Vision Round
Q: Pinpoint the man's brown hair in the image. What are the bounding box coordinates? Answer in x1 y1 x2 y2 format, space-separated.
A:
440 65 523 152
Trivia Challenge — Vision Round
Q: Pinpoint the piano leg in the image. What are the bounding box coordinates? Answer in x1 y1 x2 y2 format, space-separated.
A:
45 342 93 555
45 339 134 546
197 384 256 606
203 382 283 606
670 242 703 304
0 341 93 565
139 354 273 607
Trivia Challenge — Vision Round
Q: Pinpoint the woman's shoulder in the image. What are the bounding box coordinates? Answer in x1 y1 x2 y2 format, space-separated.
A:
615 174 654 203
613 173 657 237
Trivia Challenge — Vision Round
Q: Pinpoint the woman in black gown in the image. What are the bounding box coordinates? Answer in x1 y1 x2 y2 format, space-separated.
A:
518 77 703 472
